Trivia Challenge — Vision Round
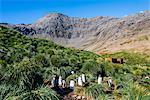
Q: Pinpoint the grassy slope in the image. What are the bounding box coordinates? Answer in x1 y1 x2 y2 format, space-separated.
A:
0 26 100 99
0 26 150 99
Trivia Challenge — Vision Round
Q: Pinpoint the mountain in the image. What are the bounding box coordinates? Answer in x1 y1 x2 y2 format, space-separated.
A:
1 11 150 53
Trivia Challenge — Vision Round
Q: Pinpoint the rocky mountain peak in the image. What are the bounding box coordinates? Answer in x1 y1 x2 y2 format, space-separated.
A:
36 13 69 23
44 13 68 18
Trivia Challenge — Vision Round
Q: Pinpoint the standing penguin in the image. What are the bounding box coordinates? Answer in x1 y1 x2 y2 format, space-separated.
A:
78 76 83 86
71 71 74 74
54 75 59 87
81 73 86 83
58 76 62 86
98 75 102 84
62 79 66 88
51 77 55 87
108 77 113 88
70 79 75 91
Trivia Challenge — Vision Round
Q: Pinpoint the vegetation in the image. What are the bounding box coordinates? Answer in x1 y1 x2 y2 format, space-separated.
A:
138 35 149 41
0 26 150 100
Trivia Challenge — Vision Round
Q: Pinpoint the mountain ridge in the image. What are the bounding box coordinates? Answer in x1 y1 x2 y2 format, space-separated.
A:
1 10 150 53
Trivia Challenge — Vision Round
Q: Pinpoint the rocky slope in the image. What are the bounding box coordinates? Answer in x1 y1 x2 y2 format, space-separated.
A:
1 11 150 53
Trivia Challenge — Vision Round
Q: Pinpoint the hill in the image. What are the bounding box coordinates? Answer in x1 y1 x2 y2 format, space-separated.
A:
0 26 150 99
0 26 100 99
1 11 150 53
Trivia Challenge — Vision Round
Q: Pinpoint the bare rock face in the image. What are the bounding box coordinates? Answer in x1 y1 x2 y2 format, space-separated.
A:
1 11 150 53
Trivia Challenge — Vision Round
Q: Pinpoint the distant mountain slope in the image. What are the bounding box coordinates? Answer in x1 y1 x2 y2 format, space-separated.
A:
1 11 150 53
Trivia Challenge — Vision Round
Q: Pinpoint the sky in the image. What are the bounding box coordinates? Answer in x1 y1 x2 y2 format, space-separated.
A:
0 0 150 24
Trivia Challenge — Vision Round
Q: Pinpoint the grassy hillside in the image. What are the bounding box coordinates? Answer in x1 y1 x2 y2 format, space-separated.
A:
0 26 150 100
0 26 100 99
